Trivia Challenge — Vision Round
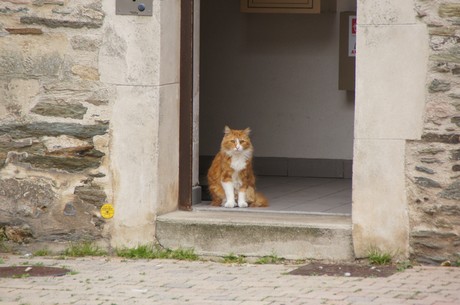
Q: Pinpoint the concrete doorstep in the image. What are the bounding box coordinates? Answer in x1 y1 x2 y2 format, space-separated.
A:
156 210 353 260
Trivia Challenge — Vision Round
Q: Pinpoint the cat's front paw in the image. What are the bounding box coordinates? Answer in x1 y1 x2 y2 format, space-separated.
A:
224 201 236 208
238 201 248 208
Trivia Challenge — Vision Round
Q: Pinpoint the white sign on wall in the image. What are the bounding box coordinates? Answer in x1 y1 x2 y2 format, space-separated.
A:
349 16 356 57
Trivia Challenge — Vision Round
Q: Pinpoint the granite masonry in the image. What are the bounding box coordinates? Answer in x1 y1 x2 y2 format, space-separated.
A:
407 1 460 264
0 0 113 250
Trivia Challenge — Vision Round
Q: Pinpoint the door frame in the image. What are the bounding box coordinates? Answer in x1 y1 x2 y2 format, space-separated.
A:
179 0 194 211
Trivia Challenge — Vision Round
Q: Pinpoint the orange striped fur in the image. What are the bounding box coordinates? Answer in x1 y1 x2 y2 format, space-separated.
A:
207 126 268 208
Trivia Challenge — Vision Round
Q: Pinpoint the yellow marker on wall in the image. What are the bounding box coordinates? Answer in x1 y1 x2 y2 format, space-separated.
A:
100 203 114 219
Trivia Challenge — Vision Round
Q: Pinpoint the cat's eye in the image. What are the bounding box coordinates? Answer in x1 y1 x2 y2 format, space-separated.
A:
230 140 236 143
240 140 245 143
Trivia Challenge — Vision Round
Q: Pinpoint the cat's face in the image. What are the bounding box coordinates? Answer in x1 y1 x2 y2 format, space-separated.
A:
221 126 253 154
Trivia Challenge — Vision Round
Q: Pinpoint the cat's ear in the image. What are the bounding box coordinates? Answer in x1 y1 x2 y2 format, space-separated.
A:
224 126 231 134
243 127 251 135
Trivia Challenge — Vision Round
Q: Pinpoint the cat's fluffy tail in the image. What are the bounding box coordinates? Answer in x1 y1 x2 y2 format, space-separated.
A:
250 192 269 207
247 187 269 207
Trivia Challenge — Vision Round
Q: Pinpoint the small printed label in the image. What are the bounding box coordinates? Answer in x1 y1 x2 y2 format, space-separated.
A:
349 16 357 57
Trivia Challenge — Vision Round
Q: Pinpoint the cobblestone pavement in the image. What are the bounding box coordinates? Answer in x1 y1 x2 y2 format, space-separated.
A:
1 255 460 305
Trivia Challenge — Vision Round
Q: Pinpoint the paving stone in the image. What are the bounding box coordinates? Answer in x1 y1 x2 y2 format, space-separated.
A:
0 256 459 305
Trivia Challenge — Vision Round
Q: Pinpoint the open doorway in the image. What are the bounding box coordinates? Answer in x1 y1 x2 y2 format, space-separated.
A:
196 0 356 215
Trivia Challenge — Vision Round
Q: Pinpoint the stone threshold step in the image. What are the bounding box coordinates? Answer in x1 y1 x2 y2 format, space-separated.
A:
156 210 353 260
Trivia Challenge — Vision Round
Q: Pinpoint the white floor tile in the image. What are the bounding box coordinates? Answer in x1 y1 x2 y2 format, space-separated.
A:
197 176 352 215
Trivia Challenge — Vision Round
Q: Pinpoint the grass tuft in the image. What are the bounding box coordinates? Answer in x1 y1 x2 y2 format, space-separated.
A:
62 241 107 257
255 254 285 265
222 253 246 264
396 260 413 272
33 248 50 257
116 244 156 259
368 249 392 265
168 248 199 261
116 244 198 261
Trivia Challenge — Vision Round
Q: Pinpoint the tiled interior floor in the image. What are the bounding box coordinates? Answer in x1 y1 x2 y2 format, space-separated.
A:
195 176 352 215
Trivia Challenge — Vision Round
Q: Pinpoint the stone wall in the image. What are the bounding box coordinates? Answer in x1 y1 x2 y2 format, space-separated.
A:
0 0 113 250
407 1 460 264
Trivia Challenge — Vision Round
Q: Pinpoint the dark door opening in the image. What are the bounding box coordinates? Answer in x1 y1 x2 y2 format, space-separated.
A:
194 0 356 214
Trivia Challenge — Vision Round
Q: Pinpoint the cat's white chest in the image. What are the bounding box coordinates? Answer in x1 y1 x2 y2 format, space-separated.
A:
230 153 247 172
230 154 246 190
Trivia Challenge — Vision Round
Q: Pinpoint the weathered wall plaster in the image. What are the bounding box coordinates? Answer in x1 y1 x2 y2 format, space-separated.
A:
353 0 429 258
101 0 180 248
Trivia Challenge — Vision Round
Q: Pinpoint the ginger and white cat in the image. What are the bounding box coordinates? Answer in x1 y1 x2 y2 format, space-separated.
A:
207 126 268 208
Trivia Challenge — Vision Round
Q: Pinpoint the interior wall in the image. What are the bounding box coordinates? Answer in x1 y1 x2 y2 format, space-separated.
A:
200 0 356 160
